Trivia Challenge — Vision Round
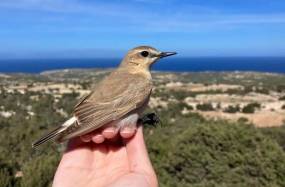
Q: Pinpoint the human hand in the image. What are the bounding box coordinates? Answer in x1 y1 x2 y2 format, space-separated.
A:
52 125 158 187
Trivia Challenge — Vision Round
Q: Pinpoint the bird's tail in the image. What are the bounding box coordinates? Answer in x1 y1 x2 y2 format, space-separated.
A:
32 117 77 148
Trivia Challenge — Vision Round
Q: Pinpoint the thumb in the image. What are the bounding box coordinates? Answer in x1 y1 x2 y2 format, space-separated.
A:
125 125 154 173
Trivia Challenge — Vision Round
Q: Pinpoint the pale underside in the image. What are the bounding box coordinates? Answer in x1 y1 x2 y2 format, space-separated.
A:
57 68 152 142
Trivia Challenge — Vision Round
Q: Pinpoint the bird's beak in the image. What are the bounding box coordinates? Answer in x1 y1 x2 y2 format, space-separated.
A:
159 52 177 58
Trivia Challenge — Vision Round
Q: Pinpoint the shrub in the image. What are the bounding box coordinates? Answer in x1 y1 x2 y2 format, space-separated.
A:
242 105 255 113
242 102 261 114
223 105 240 113
184 104 194 111
56 92 79 114
277 85 285 93
170 90 190 101
279 96 285 101
146 120 285 187
0 168 12 187
216 103 221 109
238 117 249 123
243 86 253 94
196 103 215 111
260 125 285 151
249 102 261 108
255 87 270 94
21 153 60 187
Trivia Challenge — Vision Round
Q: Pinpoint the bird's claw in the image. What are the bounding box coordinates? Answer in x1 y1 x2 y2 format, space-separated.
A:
139 113 161 127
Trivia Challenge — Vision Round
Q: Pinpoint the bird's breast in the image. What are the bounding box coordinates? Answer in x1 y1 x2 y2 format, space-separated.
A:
116 113 139 129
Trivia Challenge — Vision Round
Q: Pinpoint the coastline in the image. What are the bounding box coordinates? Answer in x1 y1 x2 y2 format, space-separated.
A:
0 57 285 74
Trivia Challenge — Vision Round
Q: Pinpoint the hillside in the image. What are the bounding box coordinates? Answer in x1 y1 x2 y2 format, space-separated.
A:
0 70 285 186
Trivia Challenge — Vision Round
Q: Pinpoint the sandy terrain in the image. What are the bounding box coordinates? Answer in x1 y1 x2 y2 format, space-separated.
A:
185 93 278 105
149 97 168 108
198 110 285 127
165 82 243 92
5 83 90 96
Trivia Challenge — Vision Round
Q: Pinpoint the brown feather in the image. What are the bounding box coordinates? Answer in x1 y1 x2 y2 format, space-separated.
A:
59 68 152 140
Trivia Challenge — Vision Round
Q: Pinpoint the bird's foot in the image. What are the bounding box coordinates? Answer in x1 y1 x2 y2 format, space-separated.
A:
139 113 161 127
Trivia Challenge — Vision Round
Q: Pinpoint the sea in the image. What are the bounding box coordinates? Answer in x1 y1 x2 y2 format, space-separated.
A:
0 57 284 74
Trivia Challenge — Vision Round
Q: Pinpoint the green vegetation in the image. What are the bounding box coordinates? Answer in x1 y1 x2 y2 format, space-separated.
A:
55 92 79 114
242 102 261 114
260 125 285 151
153 72 285 92
184 104 194 111
1 71 285 187
254 87 270 94
196 103 215 111
279 95 285 101
223 105 240 113
277 85 285 93
238 117 249 123
147 119 285 187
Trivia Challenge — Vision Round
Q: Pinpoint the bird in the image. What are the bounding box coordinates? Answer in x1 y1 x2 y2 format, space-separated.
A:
32 46 176 148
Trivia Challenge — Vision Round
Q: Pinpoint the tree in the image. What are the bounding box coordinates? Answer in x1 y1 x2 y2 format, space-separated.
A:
196 103 215 111
146 119 285 187
223 105 240 113
242 103 261 114
21 152 60 187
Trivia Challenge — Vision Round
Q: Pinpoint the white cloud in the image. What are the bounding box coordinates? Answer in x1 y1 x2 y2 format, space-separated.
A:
0 0 284 33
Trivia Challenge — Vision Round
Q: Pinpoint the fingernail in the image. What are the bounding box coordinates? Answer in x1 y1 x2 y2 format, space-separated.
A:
81 135 91 142
93 135 104 144
103 127 116 133
121 128 135 134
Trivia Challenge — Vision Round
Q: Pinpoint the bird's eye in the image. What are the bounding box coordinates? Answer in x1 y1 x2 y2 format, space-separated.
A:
141 51 149 57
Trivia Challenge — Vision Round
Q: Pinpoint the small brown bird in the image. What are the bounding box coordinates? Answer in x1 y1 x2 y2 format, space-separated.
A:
32 46 176 147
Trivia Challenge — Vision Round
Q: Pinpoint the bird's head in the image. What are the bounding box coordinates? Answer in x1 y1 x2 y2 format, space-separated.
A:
120 46 177 70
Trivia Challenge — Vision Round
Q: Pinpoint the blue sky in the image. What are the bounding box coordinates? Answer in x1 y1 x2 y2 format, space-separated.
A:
0 0 284 58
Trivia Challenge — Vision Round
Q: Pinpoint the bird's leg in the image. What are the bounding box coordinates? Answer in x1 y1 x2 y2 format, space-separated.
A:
139 113 161 127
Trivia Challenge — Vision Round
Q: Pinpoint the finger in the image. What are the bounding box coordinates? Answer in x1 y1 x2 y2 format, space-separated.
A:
120 127 136 139
84 130 105 144
80 134 92 142
102 126 119 139
92 134 105 144
125 126 155 173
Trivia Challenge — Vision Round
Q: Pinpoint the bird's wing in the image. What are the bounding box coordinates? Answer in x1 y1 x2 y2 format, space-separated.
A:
59 71 152 140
